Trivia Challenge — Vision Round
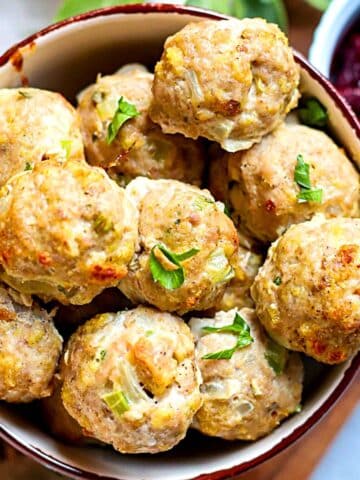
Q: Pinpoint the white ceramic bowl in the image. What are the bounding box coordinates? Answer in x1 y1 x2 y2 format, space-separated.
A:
0 4 359 480
309 0 360 77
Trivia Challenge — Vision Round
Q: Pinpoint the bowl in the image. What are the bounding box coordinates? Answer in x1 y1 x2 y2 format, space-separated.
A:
309 0 360 77
0 4 359 480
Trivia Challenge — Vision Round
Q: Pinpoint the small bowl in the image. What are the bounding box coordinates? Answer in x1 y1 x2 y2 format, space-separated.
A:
309 0 360 77
0 4 359 480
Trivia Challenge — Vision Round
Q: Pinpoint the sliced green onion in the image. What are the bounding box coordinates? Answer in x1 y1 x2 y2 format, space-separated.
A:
102 390 129 418
298 97 328 128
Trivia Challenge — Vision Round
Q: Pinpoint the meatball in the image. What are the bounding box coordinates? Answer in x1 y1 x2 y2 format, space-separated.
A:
0 159 138 305
190 308 303 440
209 123 359 242
150 19 299 152
119 177 239 314
214 246 263 312
0 88 84 187
0 285 62 403
41 376 92 444
251 216 360 363
77 69 204 186
61 306 202 454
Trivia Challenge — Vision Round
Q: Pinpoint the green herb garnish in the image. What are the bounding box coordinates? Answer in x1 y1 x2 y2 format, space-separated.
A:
18 90 32 99
294 154 323 204
102 390 129 418
99 349 106 360
294 404 302 413
93 214 114 234
194 195 215 211
264 337 288 375
149 244 199 290
24 162 32 171
224 203 233 218
298 97 328 128
202 312 254 360
273 276 282 286
106 96 139 144
60 140 72 160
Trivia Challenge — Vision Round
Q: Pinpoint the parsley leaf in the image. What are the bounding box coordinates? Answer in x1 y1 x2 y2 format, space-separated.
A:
24 162 32 171
150 244 199 290
264 337 289 375
106 96 139 144
202 312 254 360
273 276 282 286
294 154 323 204
298 97 328 128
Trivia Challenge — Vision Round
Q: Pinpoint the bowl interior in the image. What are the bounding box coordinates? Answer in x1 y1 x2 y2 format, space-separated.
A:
0 7 359 480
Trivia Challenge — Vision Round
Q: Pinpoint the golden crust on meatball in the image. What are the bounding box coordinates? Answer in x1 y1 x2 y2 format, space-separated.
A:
0 88 84 187
0 285 62 403
209 123 359 242
150 19 300 152
61 306 202 454
214 246 263 312
77 70 204 186
119 177 239 314
0 159 138 305
190 308 303 440
252 216 360 363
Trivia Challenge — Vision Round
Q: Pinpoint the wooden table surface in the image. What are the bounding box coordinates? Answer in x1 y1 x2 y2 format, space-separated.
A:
0 1 359 479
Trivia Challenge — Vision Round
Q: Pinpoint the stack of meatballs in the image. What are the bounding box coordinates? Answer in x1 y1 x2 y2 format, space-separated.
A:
0 18 359 455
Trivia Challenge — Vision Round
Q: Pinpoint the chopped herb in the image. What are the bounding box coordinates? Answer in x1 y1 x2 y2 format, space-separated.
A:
297 188 323 203
18 90 32 99
149 244 199 290
294 154 311 189
60 140 72 160
194 195 215 211
294 404 302 413
24 162 32 171
298 97 328 128
174 219 181 225
106 96 139 144
273 276 282 286
202 312 254 360
224 203 233 218
102 390 129 418
294 154 323 204
99 349 106 360
264 337 289 375
145 330 154 337
93 214 114 234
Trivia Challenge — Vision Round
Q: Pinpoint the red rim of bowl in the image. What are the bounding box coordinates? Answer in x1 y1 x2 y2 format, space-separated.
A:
0 4 359 480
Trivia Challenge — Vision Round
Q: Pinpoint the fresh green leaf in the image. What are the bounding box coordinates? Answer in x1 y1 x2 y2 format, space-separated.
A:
233 0 288 32
24 162 32 171
185 0 233 15
54 0 140 22
273 276 282 286
294 154 311 189
149 244 199 290
202 312 254 360
106 96 139 144
294 154 323 204
298 97 328 128
297 188 323 203
264 337 288 375
305 0 331 12
186 0 287 31
102 390 130 417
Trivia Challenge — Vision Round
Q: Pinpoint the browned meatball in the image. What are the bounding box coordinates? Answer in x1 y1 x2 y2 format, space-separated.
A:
150 19 299 152
209 123 359 242
77 69 204 186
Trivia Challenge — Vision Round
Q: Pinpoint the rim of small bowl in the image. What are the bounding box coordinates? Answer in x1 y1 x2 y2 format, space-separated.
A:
0 4 359 480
